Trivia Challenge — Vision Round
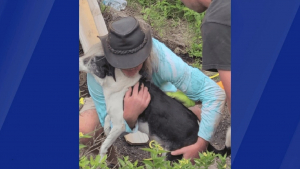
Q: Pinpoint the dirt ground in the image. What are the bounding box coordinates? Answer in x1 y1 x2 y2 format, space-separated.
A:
79 3 231 168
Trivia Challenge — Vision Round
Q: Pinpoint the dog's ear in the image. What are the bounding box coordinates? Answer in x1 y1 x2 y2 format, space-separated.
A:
79 42 105 74
94 56 116 81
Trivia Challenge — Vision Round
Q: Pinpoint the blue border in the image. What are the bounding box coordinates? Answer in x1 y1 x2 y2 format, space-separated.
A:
0 1 78 168
232 0 300 168
1 0 300 168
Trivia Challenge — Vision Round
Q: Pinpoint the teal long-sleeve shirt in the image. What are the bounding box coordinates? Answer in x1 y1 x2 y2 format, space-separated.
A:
87 38 226 141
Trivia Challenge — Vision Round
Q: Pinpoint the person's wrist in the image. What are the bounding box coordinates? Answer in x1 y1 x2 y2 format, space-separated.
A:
123 110 138 129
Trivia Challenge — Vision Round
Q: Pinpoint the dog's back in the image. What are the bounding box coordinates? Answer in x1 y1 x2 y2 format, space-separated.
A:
138 78 199 161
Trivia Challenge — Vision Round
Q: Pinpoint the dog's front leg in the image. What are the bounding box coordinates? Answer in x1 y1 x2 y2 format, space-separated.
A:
99 124 125 161
104 115 111 136
99 94 126 162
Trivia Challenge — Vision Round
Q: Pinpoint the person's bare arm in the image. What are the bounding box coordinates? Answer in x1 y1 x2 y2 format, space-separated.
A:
171 137 209 162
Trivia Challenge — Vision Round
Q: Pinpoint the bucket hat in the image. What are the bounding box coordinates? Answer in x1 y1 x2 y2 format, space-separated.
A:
99 16 152 69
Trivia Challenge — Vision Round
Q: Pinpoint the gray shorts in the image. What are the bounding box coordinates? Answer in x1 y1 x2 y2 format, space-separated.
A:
201 23 231 72
79 97 96 114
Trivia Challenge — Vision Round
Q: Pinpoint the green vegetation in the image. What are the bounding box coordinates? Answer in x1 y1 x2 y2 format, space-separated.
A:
80 136 230 169
192 58 202 70
128 0 205 58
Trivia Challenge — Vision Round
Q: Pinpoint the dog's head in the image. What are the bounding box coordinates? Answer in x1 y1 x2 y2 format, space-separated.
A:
79 42 116 81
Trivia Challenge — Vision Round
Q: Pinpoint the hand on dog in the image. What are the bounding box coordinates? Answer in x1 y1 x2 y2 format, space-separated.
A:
171 137 208 163
123 82 151 129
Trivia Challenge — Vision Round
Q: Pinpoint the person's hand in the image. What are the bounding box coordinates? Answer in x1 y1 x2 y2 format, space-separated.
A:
123 82 151 129
171 137 208 163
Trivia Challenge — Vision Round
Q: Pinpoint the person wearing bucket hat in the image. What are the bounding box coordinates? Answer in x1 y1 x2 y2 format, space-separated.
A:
99 17 152 70
86 16 226 161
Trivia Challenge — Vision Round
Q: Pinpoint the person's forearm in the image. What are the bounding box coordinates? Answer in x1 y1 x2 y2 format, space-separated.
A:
197 76 226 141
171 136 209 160
196 137 209 148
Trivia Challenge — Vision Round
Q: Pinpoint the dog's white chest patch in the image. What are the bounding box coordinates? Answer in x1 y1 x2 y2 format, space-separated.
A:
94 69 141 117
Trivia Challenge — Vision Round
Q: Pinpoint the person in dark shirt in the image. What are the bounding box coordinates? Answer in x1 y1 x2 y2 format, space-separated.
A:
172 0 231 161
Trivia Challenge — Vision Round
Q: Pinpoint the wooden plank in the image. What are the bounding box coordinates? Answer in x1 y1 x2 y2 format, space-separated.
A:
79 0 107 53
86 0 108 36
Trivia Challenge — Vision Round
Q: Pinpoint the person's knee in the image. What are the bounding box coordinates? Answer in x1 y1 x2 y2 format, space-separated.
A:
79 109 103 143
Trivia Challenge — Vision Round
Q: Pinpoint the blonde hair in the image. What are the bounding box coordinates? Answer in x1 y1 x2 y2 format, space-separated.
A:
142 48 159 80
138 18 159 80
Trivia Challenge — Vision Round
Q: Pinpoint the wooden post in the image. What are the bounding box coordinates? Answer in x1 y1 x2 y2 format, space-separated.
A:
79 0 107 53
86 0 108 36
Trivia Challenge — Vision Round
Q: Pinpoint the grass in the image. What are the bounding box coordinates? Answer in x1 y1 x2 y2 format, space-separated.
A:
192 58 202 70
127 0 205 58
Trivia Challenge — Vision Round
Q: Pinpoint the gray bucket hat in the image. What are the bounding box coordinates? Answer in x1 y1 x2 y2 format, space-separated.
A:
99 16 152 69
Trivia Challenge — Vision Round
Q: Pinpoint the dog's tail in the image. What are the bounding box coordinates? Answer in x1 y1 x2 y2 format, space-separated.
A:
207 126 231 156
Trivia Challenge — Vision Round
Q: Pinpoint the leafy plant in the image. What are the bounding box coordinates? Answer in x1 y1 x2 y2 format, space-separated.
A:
217 154 230 169
118 156 144 169
79 132 109 169
194 151 215 169
141 141 171 168
192 58 202 69
189 41 202 58
79 138 230 169
79 154 109 169
172 158 194 169
100 1 109 13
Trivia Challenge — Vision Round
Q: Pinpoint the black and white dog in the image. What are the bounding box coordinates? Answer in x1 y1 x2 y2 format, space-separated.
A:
79 42 231 161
